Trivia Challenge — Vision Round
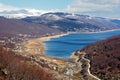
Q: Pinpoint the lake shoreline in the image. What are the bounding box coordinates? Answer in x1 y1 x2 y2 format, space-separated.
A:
20 33 69 55
44 29 120 58
22 29 120 56
67 29 120 34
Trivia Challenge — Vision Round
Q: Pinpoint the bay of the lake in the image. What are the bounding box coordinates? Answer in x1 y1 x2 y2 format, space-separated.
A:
45 30 120 58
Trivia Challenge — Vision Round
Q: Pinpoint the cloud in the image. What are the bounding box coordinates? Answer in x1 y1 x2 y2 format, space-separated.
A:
68 0 120 12
0 3 54 18
0 1 120 19
66 0 120 19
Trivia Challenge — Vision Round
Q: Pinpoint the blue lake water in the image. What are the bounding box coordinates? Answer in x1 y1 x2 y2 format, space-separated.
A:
45 30 120 58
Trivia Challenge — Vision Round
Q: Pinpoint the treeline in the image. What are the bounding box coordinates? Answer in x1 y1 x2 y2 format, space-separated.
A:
0 46 56 80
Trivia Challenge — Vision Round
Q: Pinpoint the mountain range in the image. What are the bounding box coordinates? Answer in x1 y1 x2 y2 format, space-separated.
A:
0 12 120 38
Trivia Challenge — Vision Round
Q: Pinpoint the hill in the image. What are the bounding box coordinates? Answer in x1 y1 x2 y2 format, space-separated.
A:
0 46 56 80
80 35 120 80
0 16 62 37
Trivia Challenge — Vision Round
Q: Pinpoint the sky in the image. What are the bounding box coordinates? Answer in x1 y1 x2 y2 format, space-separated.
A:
0 0 72 9
0 0 120 19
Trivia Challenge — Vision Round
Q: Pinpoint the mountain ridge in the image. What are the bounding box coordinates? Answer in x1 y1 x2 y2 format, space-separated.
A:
22 12 120 32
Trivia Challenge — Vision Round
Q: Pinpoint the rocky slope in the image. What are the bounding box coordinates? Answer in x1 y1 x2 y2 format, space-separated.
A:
79 35 120 80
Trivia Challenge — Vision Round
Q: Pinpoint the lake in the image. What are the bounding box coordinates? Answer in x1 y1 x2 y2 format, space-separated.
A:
45 30 120 58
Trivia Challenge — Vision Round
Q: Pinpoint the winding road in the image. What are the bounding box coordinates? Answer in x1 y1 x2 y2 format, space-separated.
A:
82 54 101 80
76 51 101 80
